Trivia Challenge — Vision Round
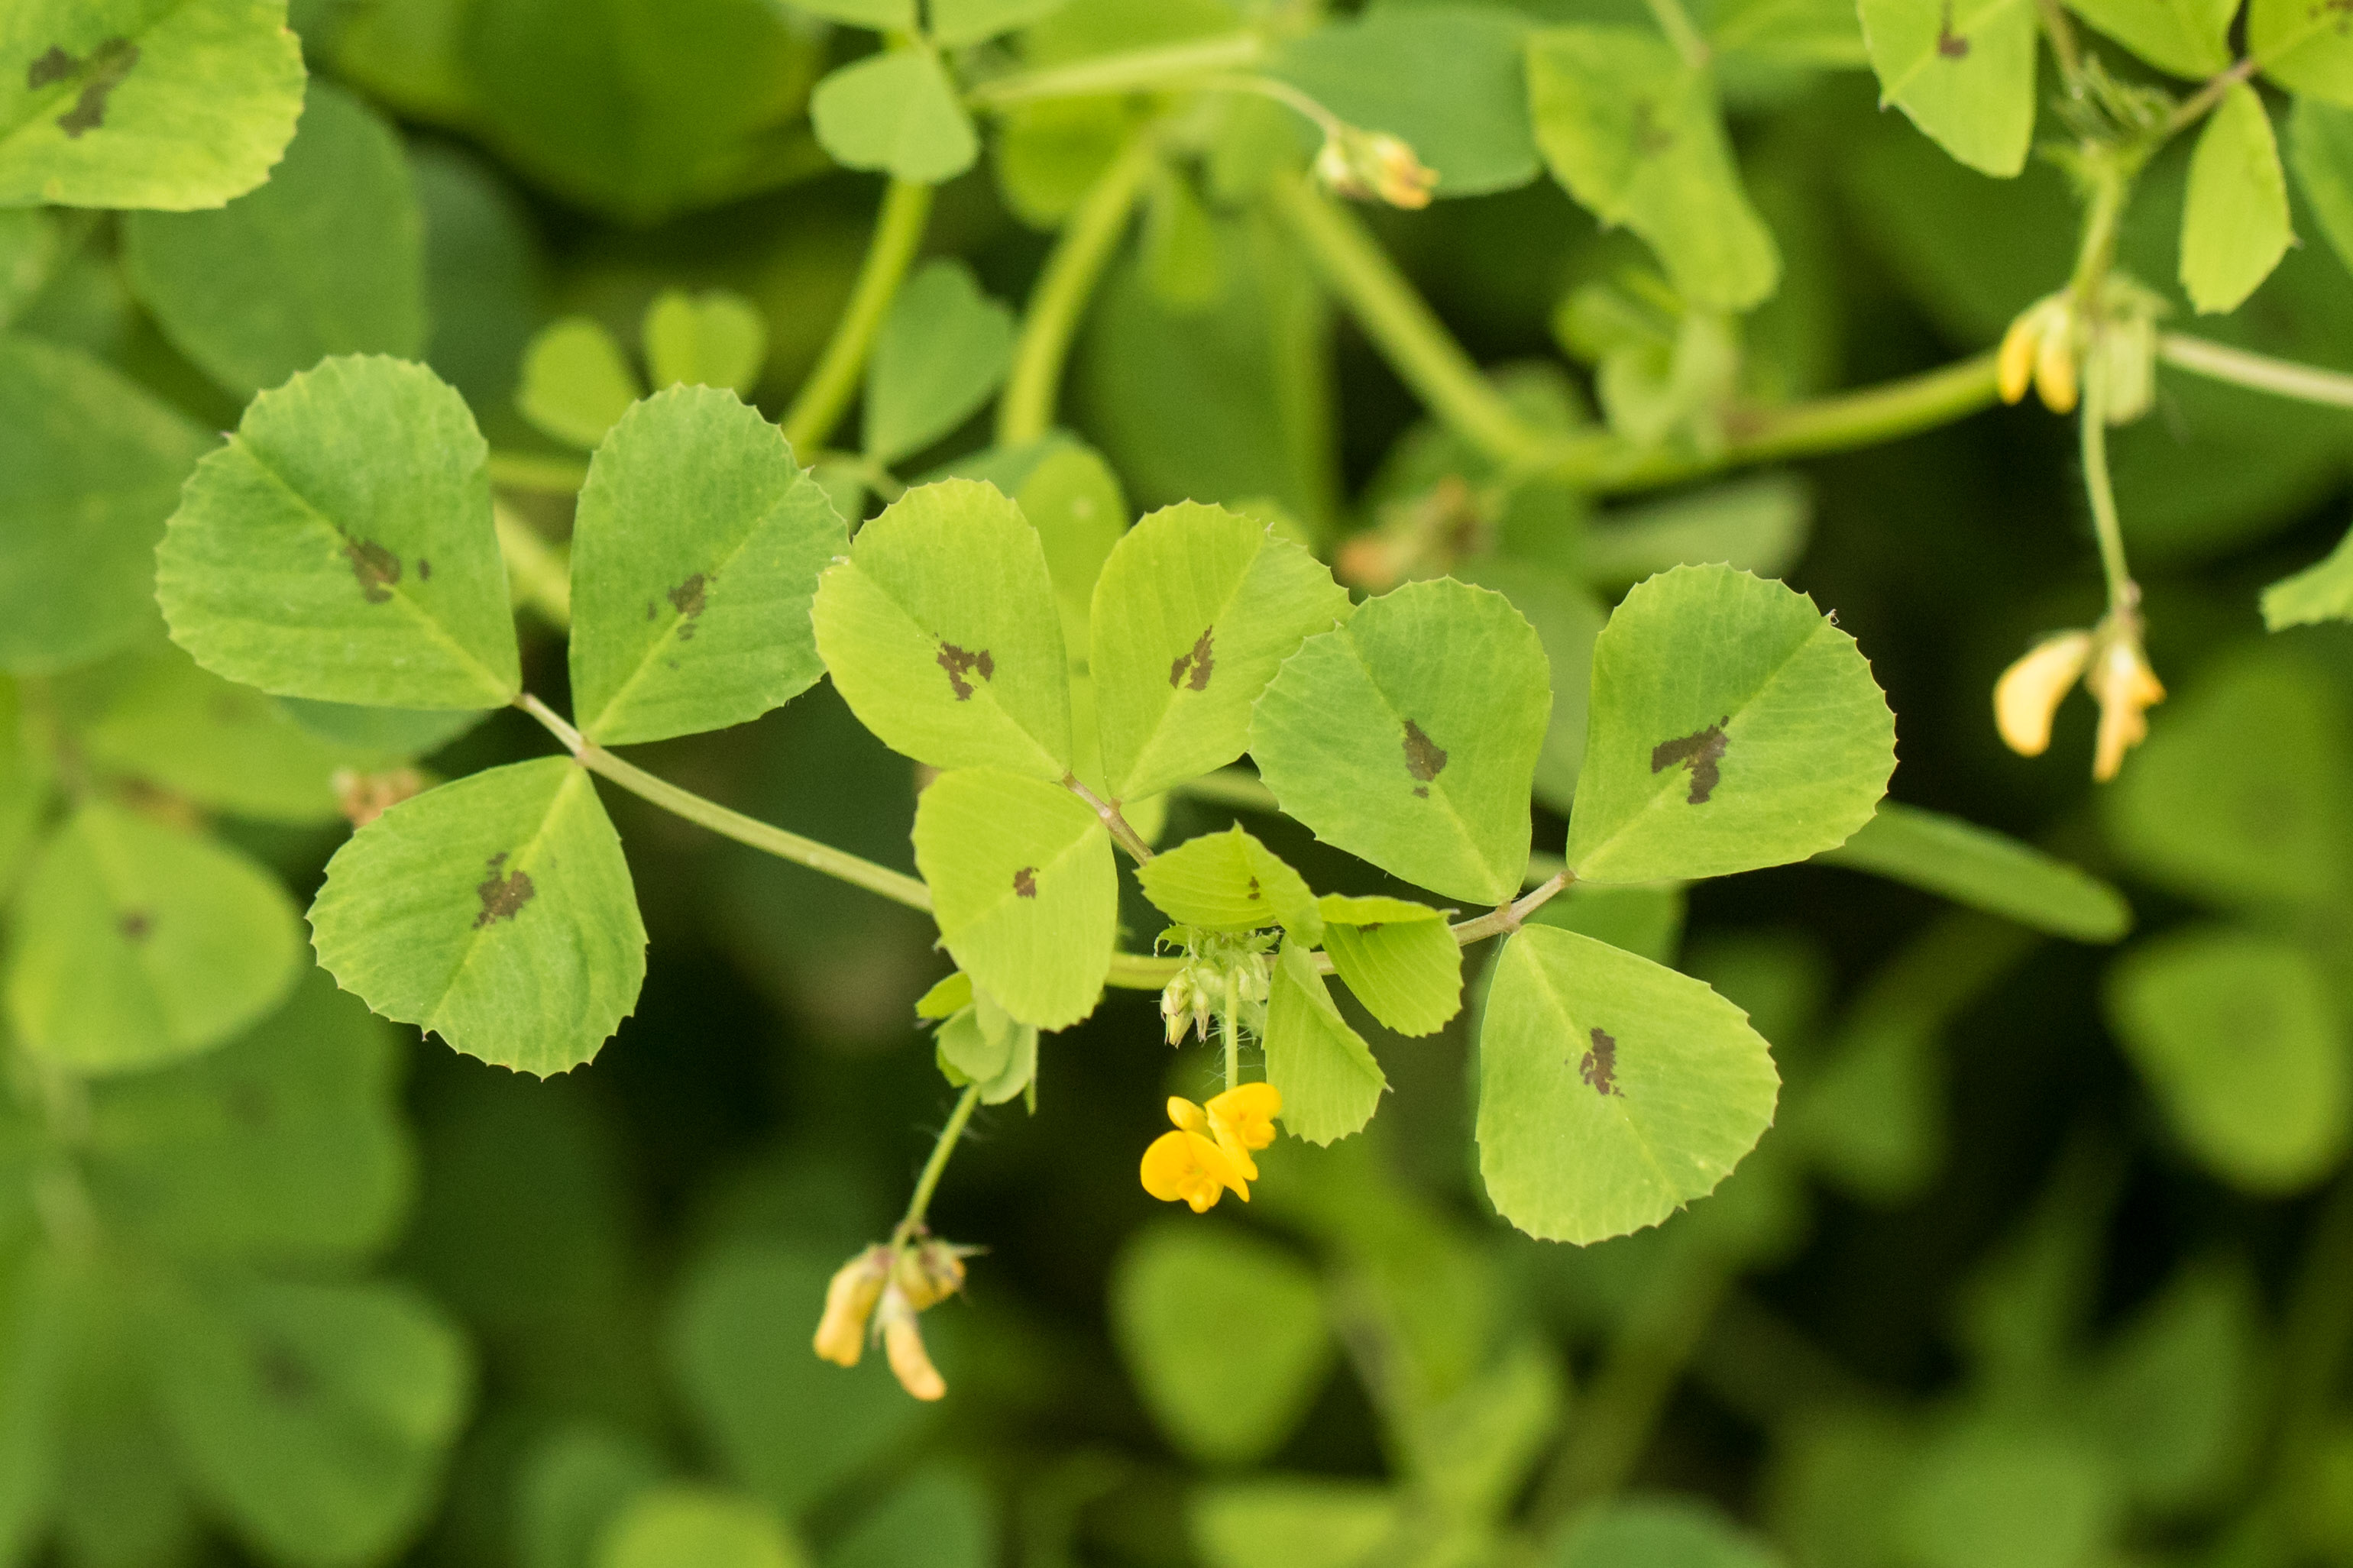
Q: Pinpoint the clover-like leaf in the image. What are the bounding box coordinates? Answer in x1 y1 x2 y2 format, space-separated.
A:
1263 941 1387 1146
1319 894 1461 1038
1477 923 1779 1244
157 355 520 710
1565 564 1895 885
2181 83 2293 315
2253 0 2353 106
569 386 846 745
1251 577 1548 905
809 49 976 185
911 768 1114 1030
1136 826 1322 942
643 289 766 397
865 260 1015 466
1093 502 1351 802
308 757 647 1075
1859 0 2037 177
2064 0 2233 79
812 479 1073 778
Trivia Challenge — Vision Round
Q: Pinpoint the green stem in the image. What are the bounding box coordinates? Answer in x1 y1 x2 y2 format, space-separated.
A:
2078 367 2135 613
516 693 935 912
1448 869 1574 946
779 179 934 456
966 32 1266 108
2034 0 2086 92
1063 774 1155 862
2163 57 2258 136
1643 0 1710 66
2067 162 2131 312
896 1083 983 1240
487 450 591 493
494 502 572 630
1222 970 1240 1091
998 133 1159 445
1269 177 1552 470
2157 333 2353 410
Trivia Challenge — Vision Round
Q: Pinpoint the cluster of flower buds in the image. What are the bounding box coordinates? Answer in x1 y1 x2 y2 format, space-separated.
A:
811 1233 975 1402
1312 125 1437 210
1995 608 2165 782
1998 278 2164 425
1157 942 1270 1047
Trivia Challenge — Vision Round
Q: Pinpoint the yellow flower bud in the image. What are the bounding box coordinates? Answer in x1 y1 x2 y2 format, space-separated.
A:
1363 133 1437 210
812 1246 891 1368
894 1238 970 1311
1994 632 2094 758
2033 318 2079 414
1997 312 2040 406
2086 638 2164 783
877 1285 946 1402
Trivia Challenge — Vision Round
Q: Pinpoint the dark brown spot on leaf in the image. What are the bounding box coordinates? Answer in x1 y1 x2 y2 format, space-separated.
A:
1402 719 1448 784
1013 866 1038 898
474 858 535 928
344 538 401 603
668 573 707 640
938 642 994 702
1650 717 1730 804
416 557 432 580
27 47 75 88
54 39 135 137
257 1340 315 1405
1413 785 1429 799
645 600 658 621
1936 2 1969 55
1579 1027 1620 1096
119 910 151 942
1169 626 1215 691
1247 876 1261 900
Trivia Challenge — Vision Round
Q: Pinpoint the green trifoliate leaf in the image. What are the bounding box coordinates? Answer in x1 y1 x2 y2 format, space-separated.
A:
1263 940 1387 1146
2105 648 2352 910
1271 5 1539 198
810 49 977 185
2181 84 2293 314
2293 99 2353 278
1251 577 1549 906
2108 926 2347 1196
1817 802 2131 942
911 768 1114 1030
308 757 648 1075
0 0 305 211
157 355 521 710
1137 826 1321 941
2262 519 2353 629
121 82 424 396
865 260 1015 465
518 317 644 450
82 967 409 1261
0 334 212 674
1565 564 1895 884
5 802 300 1075
930 0 1070 47
1111 1224 1332 1467
73 641 406 824
642 289 766 397
147 1274 471 1567
1859 0 2037 176
1319 895 1461 1038
812 479 1074 778
1525 25 1780 310
2254 0 2353 105
596 1486 805 1568
2063 0 2233 77
568 386 846 746
1477 924 1779 1244
935 991 1040 1104
1094 502 1351 802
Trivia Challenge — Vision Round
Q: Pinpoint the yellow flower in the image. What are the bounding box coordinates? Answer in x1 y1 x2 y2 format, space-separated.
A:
893 1237 972 1311
1206 1082 1281 1180
1996 296 2078 414
1994 631 2094 758
811 1246 891 1368
1314 128 1437 210
1141 1127 1249 1211
2087 638 2164 783
877 1284 946 1402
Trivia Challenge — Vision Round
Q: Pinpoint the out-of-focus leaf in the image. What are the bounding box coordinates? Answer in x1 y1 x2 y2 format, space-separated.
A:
2294 99 2353 277
2263 520 2353 629
519 318 643 451
864 261 1013 465
2064 0 2233 78
595 1486 806 1568
2252 0 2353 106
643 289 766 398
1579 475 1814 589
1817 801 2131 942
1552 1496 1781 1568
1859 0 2037 176
1189 1480 1399 1568
811 50 978 186
2180 84 2293 314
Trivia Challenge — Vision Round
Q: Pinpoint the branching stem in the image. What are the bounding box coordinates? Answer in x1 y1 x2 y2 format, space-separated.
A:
999 131 1160 445
780 178 934 455
1448 869 1575 946
966 33 1266 108
1063 774 1155 862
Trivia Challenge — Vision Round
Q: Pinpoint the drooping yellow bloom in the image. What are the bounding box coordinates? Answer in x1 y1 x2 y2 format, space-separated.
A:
812 1246 891 1368
1141 1129 1248 1211
2086 638 2165 782
1994 632 2095 758
877 1284 946 1401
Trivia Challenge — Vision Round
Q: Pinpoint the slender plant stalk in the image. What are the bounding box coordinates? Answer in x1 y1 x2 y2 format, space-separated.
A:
1063 774 1155 862
965 32 1266 108
896 1083 983 1240
494 502 572 629
998 132 1160 445
2159 333 2353 410
487 450 591 493
1448 869 1574 946
1643 0 1710 66
2164 57 2258 135
2078 370 2135 612
780 179 934 455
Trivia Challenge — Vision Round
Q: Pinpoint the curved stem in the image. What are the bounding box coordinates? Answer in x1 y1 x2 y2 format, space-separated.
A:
998 132 1159 445
2079 369 2135 612
966 32 1266 108
896 1083 982 1240
2157 333 2353 410
1643 0 1709 67
780 179 935 456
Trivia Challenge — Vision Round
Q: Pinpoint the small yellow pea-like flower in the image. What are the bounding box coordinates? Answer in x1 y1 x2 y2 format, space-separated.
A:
877 1284 946 1402
812 1246 891 1368
1206 1082 1281 1179
1997 296 2079 414
1141 1127 1248 1211
1993 631 2094 758
1314 128 1437 210
2087 639 2165 783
